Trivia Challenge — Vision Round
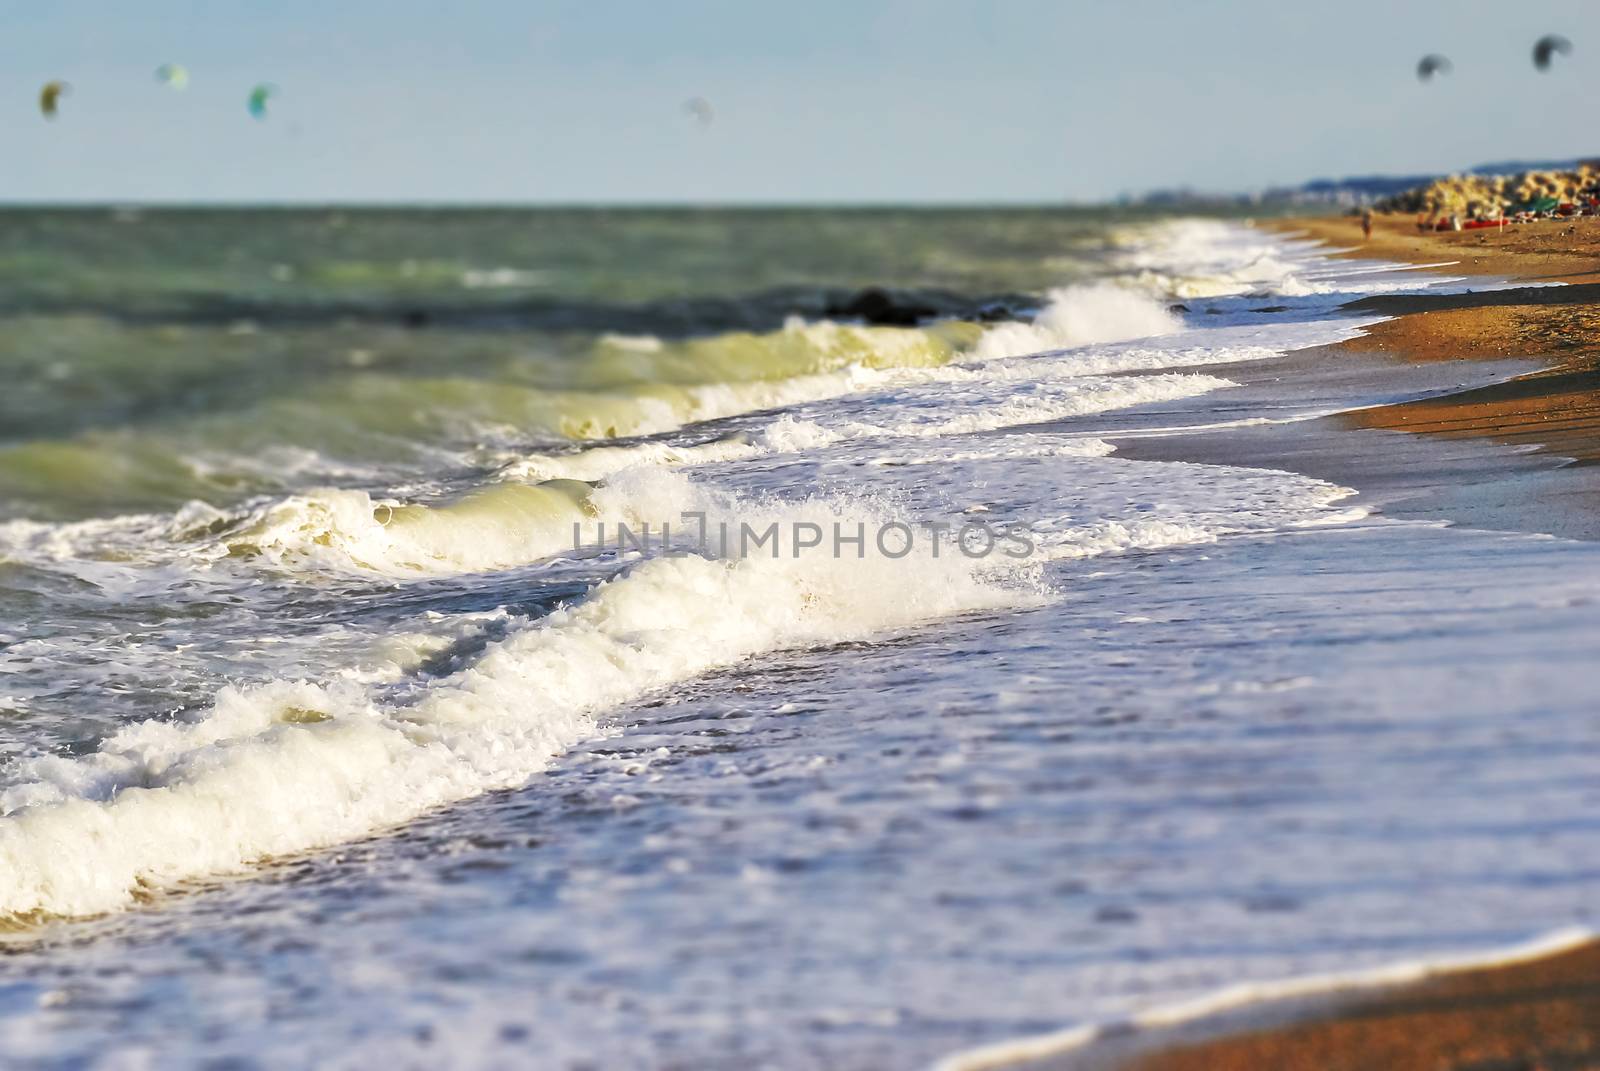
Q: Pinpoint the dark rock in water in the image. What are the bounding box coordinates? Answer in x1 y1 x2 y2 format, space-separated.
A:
974 302 1020 322
825 287 940 326
1251 305 1289 313
402 308 432 329
824 286 1030 326
1167 303 1191 313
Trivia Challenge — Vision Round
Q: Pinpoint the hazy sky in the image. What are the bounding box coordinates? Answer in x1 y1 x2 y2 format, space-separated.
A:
4 0 1598 203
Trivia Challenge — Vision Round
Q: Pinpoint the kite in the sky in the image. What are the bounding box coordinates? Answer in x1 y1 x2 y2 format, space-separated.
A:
1534 34 1573 71
39 81 69 119
155 63 189 90
1416 54 1452 82
248 83 277 120
683 96 714 128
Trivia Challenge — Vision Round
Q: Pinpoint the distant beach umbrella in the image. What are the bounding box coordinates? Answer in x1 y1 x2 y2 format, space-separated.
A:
155 63 189 90
1416 54 1452 81
683 96 714 128
1534 34 1572 71
38 80 69 119
248 83 277 120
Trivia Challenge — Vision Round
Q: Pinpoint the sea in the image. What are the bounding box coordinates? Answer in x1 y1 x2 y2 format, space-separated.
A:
0 207 1597 1070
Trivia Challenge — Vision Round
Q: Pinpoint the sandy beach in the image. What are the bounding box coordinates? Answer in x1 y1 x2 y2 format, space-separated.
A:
1281 214 1600 461
1123 939 1600 1071
1075 214 1600 1070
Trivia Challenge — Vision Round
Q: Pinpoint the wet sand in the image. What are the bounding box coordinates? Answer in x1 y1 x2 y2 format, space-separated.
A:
1278 212 1600 285
1279 214 1600 466
1123 940 1600 1071
1086 216 1600 1069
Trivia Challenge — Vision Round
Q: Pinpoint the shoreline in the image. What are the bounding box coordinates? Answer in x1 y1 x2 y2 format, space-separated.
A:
1069 217 1600 1068
1121 930 1600 1071
937 927 1600 1071
1115 218 1600 541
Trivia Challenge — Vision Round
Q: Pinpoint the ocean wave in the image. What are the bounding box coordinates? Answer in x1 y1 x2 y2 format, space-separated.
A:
971 282 1181 360
0 447 1368 919
828 373 1228 441
0 218 1399 922
493 370 1230 490
0 488 1033 920
0 227 1313 526
489 416 850 484
1111 219 1333 299
208 375 1228 577
208 479 602 575
580 316 971 388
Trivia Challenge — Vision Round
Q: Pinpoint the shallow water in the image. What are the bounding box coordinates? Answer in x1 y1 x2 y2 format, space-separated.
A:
0 209 1593 1069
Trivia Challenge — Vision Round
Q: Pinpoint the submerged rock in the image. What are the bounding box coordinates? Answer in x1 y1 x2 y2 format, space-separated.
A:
825 287 940 326
823 287 1028 326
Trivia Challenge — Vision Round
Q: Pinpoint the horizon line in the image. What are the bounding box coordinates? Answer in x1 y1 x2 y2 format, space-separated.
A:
0 197 1120 211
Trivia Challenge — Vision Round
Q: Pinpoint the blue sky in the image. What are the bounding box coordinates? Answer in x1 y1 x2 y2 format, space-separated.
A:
4 0 1598 203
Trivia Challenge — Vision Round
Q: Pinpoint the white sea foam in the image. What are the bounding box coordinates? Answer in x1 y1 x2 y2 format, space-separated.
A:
489 307 1363 493
704 439 1364 565
1114 219 1351 299
0 427 1372 920
209 372 1232 578
0 372 1226 582
1027 463 1363 561
493 366 1227 487
872 438 1116 466
196 479 601 575
830 372 1228 441
755 414 846 453
1109 218 1467 303
597 367 883 436
495 429 775 484
972 282 1181 361
0 485 1033 920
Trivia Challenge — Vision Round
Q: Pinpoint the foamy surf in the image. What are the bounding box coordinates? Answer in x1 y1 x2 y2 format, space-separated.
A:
208 478 603 575
137 375 1233 578
971 282 1181 361
0 440 1363 917
488 371 1232 489
0 485 1033 920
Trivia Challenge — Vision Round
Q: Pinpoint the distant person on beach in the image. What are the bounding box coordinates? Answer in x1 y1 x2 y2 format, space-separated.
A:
1361 209 1373 241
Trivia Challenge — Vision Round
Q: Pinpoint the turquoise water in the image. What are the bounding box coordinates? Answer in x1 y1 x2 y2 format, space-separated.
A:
0 207 1167 518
